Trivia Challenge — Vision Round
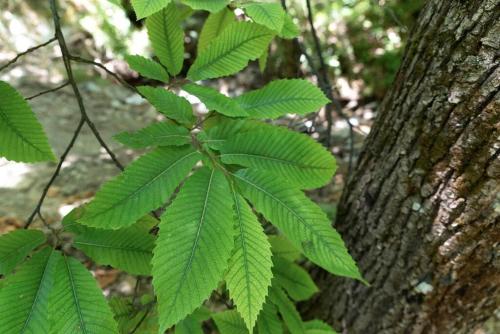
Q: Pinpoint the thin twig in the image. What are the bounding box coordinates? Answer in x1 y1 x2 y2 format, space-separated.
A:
303 0 355 174
304 0 333 145
213 290 233 309
26 0 125 228
49 0 124 171
37 212 62 245
132 277 141 305
0 37 57 72
25 117 86 228
69 55 138 93
26 81 70 100
370 0 408 32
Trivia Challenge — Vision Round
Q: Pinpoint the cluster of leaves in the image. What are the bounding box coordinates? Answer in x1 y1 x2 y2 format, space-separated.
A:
0 1 363 333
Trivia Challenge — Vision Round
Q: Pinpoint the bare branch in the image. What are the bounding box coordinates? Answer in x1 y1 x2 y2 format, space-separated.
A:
297 0 355 174
69 55 138 93
26 81 70 100
25 117 85 228
0 37 57 72
26 0 126 228
49 0 124 171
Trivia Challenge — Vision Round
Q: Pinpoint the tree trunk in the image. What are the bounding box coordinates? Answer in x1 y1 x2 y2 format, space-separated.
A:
305 0 500 333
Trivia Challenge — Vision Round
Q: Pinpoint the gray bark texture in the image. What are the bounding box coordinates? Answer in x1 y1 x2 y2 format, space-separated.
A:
304 0 500 333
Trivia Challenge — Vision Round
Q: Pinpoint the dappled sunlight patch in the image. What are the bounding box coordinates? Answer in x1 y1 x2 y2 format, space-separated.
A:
0 158 32 188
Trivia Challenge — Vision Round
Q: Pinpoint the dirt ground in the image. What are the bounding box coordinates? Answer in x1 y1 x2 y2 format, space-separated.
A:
0 70 160 228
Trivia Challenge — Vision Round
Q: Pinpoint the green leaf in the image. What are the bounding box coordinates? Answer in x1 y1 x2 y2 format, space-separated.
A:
78 146 200 229
198 8 235 52
258 46 269 73
182 0 230 13
235 79 329 119
304 320 338 334
243 2 285 32
279 14 300 39
175 307 210 334
0 229 46 275
153 167 235 332
124 54 169 83
226 192 273 332
110 297 158 334
109 297 133 332
234 169 363 281
178 4 194 21
269 235 301 262
131 0 172 19
49 253 118 333
256 301 282 334
138 86 195 126
220 125 336 189
213 310 248 334
114 121 191 148
273 257 318 301
188 22 274 81
0 247 59 334
146 3 184 76
183 83 248 117
199 117 265 150
269 286 304 334
71 218 155 275
175 316 203 334
0 81 55 162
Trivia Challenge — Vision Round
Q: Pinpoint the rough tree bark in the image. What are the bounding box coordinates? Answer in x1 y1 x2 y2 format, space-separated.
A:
305 0 500 333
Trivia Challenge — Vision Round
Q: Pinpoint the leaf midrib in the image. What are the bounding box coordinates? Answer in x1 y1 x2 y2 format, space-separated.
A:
231 190 253 324
160 6 179 73
0 107 47 156
123 133 190 147
221 152 332 170
214 8 231 36
237 96 324 111
64 256 87 334
190 30 271 79
20 249 54 334
198 7 231 52
82 151 198 221
248 4 282 31
74 241 151 255
167 169 216 314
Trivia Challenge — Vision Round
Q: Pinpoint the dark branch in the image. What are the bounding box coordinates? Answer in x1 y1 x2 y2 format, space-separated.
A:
25 117 85 228
26 81 70 100
0 37 57 72
26 0 126 228
70 55 138 93
303 0 354 174
37 212 62 244
49 0 124 171
370 0 408 32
